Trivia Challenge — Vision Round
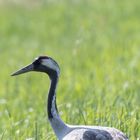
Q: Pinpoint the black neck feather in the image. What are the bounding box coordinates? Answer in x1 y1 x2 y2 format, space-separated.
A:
47 74 58 119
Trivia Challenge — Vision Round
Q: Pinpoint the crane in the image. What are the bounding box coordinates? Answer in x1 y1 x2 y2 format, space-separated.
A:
11 56 128 140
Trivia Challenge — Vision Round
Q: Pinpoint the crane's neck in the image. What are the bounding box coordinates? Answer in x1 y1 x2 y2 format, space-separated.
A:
47 75 69 139
47 76 58 119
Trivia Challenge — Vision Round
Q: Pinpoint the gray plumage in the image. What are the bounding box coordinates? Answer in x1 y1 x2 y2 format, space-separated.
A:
63 126 128 140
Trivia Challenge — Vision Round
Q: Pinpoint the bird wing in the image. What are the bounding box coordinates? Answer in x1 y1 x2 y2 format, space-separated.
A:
63 129 113 140
62 127 128 140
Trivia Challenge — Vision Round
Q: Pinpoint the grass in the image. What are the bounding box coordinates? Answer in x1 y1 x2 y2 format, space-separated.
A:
0 0 140 139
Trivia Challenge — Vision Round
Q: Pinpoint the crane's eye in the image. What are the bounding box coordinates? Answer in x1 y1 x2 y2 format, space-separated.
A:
33 59 41 66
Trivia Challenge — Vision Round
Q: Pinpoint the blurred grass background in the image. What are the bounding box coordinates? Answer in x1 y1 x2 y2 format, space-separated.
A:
0 0 140 139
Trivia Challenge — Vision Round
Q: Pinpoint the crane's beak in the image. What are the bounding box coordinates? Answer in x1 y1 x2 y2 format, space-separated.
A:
11 64 34 76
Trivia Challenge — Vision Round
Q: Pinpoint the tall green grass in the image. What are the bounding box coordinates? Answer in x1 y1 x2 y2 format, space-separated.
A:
0 0 140 139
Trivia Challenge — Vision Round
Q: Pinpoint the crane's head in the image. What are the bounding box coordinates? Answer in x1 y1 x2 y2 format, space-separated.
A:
11 56 60 79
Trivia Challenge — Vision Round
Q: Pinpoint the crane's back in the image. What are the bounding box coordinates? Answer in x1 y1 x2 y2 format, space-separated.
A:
62 126 128 140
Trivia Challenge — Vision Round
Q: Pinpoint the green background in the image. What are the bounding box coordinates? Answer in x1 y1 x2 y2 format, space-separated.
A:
0 0 139 139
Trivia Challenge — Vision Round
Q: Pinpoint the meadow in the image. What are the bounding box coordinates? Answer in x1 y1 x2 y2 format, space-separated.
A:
0 0 140 139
